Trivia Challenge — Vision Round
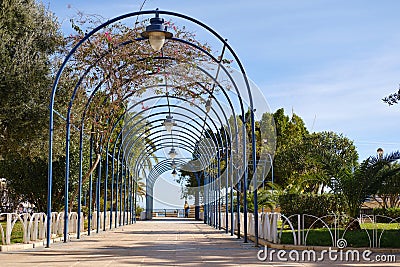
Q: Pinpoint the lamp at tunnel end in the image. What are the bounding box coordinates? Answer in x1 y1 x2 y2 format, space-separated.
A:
140 9 173 51
168 148 177 159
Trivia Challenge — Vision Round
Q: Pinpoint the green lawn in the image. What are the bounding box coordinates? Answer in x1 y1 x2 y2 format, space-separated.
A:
280 223 400 248
0 221 24 244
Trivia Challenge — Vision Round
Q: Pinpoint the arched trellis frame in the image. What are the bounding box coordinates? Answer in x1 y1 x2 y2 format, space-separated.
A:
112 97 232 223
47 9 261 248
100 70 241 234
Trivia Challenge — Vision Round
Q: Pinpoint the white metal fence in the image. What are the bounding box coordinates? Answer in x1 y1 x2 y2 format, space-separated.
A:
0 211 132 245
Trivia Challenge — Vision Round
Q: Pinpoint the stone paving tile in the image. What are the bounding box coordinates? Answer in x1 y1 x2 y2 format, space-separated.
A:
0 218 399 266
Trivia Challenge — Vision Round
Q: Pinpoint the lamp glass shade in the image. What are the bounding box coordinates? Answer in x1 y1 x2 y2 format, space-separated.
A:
168 148 177 159
162 116 176 133
148 31 166 51
164 123 173 133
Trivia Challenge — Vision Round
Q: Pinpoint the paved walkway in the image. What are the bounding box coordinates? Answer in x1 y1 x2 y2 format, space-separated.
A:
0 218 399 266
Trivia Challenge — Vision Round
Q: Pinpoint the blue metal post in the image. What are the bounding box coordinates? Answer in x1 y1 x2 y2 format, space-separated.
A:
224 149 229 234
63 118 71 243
119 157 123 226
103 146 109 231
236 177 241 239
128 169 132 224
210 173 214 226
88 127 94 236
218 151 221 230
251 109 259 246
46 111 54 248
203 173 207 224
230 185 234 236
77 126 84 239
195 172 200 220
115 134 122 228
242 122 248 243
115 151 120 228
110 147 115 229
214 172 217 228
230 155 234 236
123 160 127 225
96 144 102 233
134 179 137 223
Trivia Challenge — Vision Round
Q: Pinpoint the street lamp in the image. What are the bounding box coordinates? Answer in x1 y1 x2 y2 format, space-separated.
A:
162 115 177 133
377 147 384 159
141 9 173 51
262 139 274 187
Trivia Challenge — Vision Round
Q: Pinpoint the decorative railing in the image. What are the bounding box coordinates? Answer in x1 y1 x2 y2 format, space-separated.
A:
152 209 184 217
218 212 400 248
0 211 132 246
2 210 399 248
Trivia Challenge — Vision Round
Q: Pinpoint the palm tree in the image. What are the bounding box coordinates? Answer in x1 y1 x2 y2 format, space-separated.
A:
375 163 400 208
256 182 304 212
333 151 400 229
135 176 146 200
383 86 400 105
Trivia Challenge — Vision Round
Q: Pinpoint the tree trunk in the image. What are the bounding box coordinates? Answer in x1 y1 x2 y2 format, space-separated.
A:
346 218 361 230
347 205 361 230
69 154 101 211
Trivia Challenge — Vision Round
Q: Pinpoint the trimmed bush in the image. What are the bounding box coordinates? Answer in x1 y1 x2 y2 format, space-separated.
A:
373 207 400 223
278 193 348 228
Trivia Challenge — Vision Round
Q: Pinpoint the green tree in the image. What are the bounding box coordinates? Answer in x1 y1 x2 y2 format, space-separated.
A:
0 154 66 211
383 85 400 105
269 109 358 194
272 108 309 186
0 0 65 211
303 131 358 193
0 0 63 157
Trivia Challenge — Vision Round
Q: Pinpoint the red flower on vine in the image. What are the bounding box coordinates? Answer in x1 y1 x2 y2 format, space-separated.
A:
141 102 149 110
104 32 112 42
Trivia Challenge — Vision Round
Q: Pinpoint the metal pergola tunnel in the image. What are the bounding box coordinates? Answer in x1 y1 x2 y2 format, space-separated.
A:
47 9 276 248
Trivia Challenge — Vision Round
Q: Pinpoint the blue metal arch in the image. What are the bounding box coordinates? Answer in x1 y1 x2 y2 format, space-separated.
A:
48 9 258 247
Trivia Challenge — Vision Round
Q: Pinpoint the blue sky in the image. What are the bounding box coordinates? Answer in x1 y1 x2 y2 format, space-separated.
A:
45 0 400 207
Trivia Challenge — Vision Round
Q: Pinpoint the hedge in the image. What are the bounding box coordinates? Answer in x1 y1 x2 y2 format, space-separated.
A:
373 207 400 223
278 193 348 228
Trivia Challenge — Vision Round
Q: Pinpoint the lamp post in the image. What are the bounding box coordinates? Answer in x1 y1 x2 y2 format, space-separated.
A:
377 147 384 159
266 154 274 186
262 139 274 187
